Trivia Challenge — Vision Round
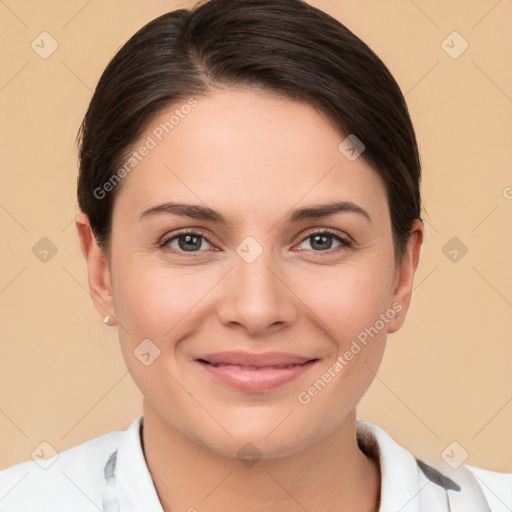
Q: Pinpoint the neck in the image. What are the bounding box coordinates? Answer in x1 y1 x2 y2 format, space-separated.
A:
141 400 381 512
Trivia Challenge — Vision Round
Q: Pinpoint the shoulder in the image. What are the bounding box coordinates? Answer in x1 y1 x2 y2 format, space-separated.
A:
356 420 511 512
416 456 511 511
0 418 141 511
465 464 512 512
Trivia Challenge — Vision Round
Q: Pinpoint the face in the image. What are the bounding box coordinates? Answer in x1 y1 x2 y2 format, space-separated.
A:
78 88 422 458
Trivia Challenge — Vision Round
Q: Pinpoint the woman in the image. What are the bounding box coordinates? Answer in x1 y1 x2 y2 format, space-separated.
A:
0 0 510 510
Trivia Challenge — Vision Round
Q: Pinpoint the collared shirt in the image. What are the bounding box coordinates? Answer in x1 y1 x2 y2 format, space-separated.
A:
0 416 510 511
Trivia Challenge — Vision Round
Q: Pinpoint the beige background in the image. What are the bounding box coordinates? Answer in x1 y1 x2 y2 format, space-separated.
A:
1 0 511 473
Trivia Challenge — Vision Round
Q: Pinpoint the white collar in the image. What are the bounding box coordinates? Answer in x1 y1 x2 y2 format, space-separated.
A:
115 416 164 510
112 416 425 511
356 419 422 511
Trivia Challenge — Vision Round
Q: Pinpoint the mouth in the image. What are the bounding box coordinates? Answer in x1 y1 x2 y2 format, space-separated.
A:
195 352 319 392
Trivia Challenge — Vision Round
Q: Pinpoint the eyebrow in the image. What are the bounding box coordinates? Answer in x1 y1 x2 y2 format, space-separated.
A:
139 200 372 225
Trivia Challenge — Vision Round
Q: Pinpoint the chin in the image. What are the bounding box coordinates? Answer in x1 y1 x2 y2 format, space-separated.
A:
196 418 319 461
204 435 309 462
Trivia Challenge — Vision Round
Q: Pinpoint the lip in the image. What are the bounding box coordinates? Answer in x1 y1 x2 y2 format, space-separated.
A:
195 351 319 392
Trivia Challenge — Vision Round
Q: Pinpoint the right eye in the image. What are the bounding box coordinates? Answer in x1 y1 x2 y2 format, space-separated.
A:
159 230 216 255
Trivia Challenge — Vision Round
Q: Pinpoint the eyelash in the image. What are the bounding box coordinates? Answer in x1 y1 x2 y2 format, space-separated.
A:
158 228 352 256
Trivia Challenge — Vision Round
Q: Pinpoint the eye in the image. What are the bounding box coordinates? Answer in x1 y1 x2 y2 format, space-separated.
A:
295 229 352 253
159 228 352 256
159 230 214 254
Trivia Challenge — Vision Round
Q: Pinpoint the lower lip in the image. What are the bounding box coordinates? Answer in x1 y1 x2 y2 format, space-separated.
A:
196 360 317 392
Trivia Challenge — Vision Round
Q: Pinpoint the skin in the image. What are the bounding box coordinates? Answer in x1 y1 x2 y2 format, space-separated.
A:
77 87 423 512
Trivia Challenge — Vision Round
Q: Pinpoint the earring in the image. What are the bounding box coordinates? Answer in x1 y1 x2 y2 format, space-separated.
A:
104 315 110 325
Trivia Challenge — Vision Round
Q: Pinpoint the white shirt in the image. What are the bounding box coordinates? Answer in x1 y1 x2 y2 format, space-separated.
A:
0 416 510 511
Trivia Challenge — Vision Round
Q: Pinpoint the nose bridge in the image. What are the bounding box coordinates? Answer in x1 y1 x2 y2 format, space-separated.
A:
236 239 277 292
233 236 282 304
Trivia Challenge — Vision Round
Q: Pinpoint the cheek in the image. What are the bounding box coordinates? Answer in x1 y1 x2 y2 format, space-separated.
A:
292 265 391 427
112 255 205 341
294 260 394 347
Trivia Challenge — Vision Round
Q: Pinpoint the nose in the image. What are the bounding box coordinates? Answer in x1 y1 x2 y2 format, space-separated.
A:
216 246 299 337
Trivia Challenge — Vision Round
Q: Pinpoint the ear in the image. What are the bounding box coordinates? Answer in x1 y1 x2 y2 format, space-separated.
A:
386 219 424 334
76 212 116 325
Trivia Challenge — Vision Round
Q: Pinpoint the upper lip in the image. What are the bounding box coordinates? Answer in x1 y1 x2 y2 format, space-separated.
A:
196 351 317 367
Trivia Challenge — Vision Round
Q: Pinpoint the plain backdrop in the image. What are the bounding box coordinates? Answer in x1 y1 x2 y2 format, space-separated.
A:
0 0 511 472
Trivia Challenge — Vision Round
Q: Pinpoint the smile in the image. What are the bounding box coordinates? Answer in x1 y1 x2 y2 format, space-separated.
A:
195 354 319 393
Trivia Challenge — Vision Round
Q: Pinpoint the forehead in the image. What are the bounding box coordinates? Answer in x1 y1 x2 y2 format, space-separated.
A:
113 88 388 225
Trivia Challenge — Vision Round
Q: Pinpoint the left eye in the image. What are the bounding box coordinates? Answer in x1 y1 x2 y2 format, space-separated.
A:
295 230 351 252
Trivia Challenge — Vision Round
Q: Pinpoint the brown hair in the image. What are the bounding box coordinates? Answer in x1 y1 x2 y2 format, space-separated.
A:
77 0 422 264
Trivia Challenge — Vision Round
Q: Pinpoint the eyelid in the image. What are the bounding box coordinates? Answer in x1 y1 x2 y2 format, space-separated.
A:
297 226 351 244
